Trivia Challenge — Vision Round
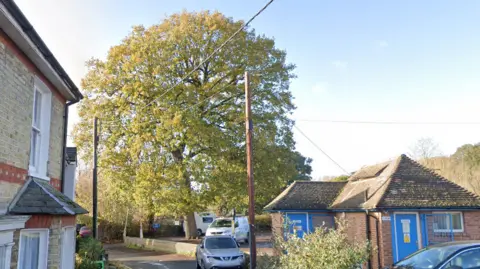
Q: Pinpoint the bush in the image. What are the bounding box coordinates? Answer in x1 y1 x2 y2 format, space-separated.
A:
75 237 106 269
257 219 371 269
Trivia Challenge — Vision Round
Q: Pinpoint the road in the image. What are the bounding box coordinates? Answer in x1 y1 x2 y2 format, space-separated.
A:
105 237 272 269
106 244 197 269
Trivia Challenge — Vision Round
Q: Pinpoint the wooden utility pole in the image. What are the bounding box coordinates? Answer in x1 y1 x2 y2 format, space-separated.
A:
92 117 99 239
245 72 257 268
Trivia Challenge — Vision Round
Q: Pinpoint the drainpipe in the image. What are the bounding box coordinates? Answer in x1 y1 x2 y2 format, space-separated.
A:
366 210 372 269
369 213 382 269
60 100 79 193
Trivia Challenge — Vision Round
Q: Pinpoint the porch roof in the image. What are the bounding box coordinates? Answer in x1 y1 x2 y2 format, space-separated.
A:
8 177 88 215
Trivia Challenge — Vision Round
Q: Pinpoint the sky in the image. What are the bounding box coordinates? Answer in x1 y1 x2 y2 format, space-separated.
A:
15 0 480 179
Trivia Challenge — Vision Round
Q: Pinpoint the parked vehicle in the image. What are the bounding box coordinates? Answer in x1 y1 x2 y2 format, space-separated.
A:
79 226 92 238
183 212 216 236
196 235 245 269
389 241 480 269
205 216 250 243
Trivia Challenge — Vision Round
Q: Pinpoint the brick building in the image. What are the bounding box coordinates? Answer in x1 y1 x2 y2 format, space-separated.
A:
265 154 480 268
0 1 86 269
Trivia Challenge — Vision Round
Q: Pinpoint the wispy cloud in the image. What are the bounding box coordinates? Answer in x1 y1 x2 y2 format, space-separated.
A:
377 40 389 48
332 60 348 69
312 82 329 94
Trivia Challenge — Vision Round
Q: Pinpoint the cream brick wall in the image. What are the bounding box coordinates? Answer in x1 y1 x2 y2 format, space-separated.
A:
0 37 65 180
48 96 64 180
47 217 62 269
0 42 33 170
0 181 21 213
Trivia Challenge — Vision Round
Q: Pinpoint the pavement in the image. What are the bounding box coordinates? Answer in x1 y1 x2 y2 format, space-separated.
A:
105 244 196 269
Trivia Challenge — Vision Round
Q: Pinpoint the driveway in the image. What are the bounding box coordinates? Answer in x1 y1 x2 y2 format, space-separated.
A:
105 244 196 269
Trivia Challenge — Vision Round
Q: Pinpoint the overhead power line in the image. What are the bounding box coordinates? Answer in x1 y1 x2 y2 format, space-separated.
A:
141 0 276 111
293 124 350 175
295 119 480 125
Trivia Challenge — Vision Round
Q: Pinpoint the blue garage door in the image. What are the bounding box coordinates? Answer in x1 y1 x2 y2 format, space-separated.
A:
285 213 307 238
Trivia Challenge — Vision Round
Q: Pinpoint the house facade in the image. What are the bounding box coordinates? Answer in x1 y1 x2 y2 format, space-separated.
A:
0 1 86 269
266 154 480 268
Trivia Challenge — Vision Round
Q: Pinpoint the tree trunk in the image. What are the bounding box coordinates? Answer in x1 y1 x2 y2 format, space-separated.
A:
139 221 144 239
184 212 198 239
123 208 129 240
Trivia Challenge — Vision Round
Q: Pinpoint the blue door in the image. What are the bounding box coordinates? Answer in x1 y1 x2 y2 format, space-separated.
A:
285 213 307 238
395 214 419 261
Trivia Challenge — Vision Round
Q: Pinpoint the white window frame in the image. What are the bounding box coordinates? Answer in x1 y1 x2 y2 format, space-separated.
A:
0 232 15 269
433 212 464 233
29 77 52 180
17 229 49 269
60 226 76 269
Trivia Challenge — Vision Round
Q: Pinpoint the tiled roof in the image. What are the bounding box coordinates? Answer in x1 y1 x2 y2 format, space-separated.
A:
377 155 480 208
267 154 480 212
264 181 346 211
9 177 88 215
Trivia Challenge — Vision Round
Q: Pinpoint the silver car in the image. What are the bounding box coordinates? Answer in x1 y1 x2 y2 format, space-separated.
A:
196 235 246 269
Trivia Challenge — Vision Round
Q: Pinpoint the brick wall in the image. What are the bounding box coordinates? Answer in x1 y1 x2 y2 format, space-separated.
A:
379 212 393 267
271 213 283 239
338 212 367 243
0 29 66 203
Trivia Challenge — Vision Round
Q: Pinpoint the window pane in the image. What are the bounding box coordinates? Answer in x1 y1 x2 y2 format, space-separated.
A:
19 232 40 269
0 245 5 269
452 213 463 230
433 215 448 230
30 129 40 168
33 90 42 128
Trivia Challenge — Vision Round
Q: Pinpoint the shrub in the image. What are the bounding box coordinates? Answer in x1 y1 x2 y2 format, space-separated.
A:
257 219 371 269
75 237 106 269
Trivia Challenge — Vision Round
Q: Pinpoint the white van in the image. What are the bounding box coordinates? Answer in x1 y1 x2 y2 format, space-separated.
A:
205 216 250 243
183 212 216 236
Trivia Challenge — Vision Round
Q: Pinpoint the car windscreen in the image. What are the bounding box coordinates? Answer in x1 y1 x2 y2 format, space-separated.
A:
210 219 232 228
205 237 237 249
394 245 464 269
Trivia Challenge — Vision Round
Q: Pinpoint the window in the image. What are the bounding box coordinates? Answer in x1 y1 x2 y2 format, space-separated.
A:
61 227 75 269
0 245 6 269
202 217 214 223
18 229 48 269
433 212 464 233
29 78 51 179
444 248 480 268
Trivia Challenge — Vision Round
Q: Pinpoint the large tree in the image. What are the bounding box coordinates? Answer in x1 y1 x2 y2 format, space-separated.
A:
73 11 297 238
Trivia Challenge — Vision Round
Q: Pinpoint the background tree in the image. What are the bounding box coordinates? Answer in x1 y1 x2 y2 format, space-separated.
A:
329 175 350 182
409 137 442 160
285 151 312 184
73 11 297 238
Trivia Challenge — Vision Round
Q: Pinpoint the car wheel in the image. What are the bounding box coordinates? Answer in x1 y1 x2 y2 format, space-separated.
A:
197 229 203 237
196 260 201 269
245 233 249 244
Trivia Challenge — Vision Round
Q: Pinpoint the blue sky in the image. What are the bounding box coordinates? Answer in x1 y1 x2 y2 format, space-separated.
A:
16 0 480 178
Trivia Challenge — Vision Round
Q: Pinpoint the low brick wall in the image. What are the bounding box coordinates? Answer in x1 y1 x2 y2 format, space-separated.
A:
124 236 197 254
